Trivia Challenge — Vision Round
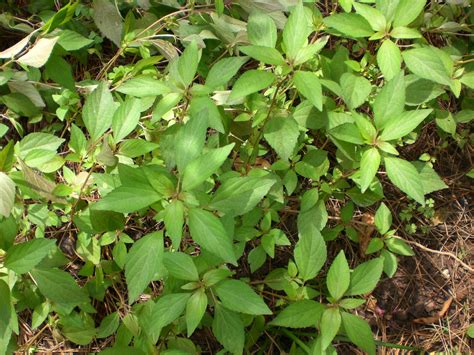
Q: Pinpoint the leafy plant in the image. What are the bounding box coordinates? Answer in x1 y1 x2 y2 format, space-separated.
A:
0 0 471 354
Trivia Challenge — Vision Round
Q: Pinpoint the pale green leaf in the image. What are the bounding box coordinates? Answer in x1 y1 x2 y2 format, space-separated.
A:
214 279 272 315
17 37 58 68
347 258 384 296
340 73 372 109
247 12 277 48
393 0 426 27
320 308 341 350
373 71 405 129
323 13 374 38
239 45 285 65
95 186 161 213
380 109 432 141
229 70 275 100
5 239 56 274
374 203 392 234
264 115 299 161
402 47 452 86
354 3 387 32
384 157 425 204
152 293 190 330
163 252 199 281
206 56 249 89
359 148 381 193
293 71 323 111
82 82 116 142
294 226 327 281
0 172 15 218
377 39 401 81
341 312 376 355
327 251 350 301
112 97 141 142
270 300 324 328
212 304 244 355
283 4 310 59
116 76 170 97
185 289 207 336
163 200 184 247
188 208 237 265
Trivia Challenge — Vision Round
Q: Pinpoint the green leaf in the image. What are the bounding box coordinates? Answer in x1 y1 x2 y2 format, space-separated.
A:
0 172 15 218
57 29 94 51
384 157 425 204
320 308 341 350
188 208 237 265
210 175 276 217
414 162 448 194
239 45 285 65
283 4 310 59
264 115 299 161
341 312 376 355
377 39 401 81
45 56 75 90
95 186 161 213
359 148 381 193
381 249 398 277
293 71 323 111
323 13 374 38
0 279 12 337
212 304 245 355
116 76 170 97
163 200 185 247
30 268 89 312
247 12 277 48
60 312 96 345
214 279 271 315
174 113 208 173
294 226 327 281
374 203 392 234
112 97 141 142
125 232 164 303
152 293 190 330
182 143 234 191
373 71 405 129
379 109 432 141
163 252 199 281
340 73 372 109
185 288 207 336
82 81 116 142
385 237 415 256
354 3 387 32
189 96 224 133
347 258 384 296
229 70 275 100
205 56 249 89
178 41 199 87
327 251 350 301
270 300 324 328
5 239 55 274
402 47 452 86
329 123 364 144
97 312 120 339
393 0 426 27
92 0 123 47
390 26 422 39
1 93 40 117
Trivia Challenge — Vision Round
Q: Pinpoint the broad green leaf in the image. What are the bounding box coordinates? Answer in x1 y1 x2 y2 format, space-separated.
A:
347 258 384 296
214 279 271 315
229 70 275 100
373 71 406 128
189 96 224 133
185 289 207 336
82 81 116 142
402 47 452 86
152 293 190 330
414 162 448 194
30 268 89 312
340 73 372 109
112 97 141 142
175 111 208 172
205 56 249 89
390 26 422 39
323 13 374 38
17 37 58 68
19 132 64 158
385 238 415 256
239 45 285 66
116 76 170 97
163 200 184 247
247 12 277 48
163 252 199 281
97 312 120 339
327 251 350 301
0 172 15 218
210 175 276 216
57 29 94 51
294 36 329 66
374 203 392 234
264 115 299 161
60 312 96 345
294 226 327 281
182 143 234 191
379 109 432 141
188 208 237 265
282 4 310 59
393 0 426 27
95 186 161 213
92 0 123 47
32 302 50 330
341 313 376 355
125 232 164 303
0 279 12 336
377 39 401 81
297 200 328 233
45 56 75 90
320 308 341 350
339 298 366 309
5 239 55 274
212 304 245 355
293 71 323 111
339 0 353 12
178 41 199 87
151 92 182 122
270 300 324 328
329 123 364 144
359 148 381 193
384 157 425 204
354 3 387 32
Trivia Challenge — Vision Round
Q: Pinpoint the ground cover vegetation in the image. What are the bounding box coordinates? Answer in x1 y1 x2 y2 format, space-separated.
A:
0 0 473 353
